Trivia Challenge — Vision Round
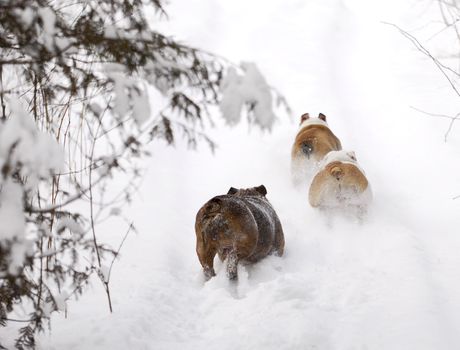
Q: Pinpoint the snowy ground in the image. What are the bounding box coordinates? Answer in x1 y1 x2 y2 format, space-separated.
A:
6 0 460 349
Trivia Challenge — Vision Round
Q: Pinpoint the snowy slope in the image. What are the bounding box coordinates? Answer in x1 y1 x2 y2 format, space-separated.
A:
27 0 460 349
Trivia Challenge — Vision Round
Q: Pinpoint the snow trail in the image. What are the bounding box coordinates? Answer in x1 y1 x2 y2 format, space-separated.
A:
34 1 460 349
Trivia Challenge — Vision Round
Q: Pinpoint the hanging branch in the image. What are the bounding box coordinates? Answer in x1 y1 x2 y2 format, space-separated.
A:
384 21 460 141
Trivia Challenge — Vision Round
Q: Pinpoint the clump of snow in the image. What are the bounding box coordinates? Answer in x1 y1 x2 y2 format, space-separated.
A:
54 217 85 236
131 85 151 126
0 98 63 187
96 155 117 177
53 291 69 312
104 25 118 39
109 72 130 120
104 65 152 125
42 301 55 318
0 179 34 275
90 102 103 116
0 181 34 275
219 67 244 125
37 7 57 51
0 180 25 242
54 36 74 52
14 7 35 28
0 98 64 176
0 98 64 275
144 53 185 96
14 6 74 54
220 62 277 130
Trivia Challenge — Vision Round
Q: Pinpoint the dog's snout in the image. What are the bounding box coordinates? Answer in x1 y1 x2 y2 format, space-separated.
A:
331 166 343 181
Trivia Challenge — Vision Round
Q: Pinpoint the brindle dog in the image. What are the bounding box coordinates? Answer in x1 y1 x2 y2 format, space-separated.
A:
195 185 285 281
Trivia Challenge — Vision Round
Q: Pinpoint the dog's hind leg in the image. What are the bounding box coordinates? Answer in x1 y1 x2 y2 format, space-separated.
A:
196 240 217 281
271 221 285 257
355 205 367 224
226 250 238 281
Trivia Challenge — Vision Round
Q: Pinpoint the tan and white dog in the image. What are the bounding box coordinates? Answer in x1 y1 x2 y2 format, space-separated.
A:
308 150 372 216
291 113 342 185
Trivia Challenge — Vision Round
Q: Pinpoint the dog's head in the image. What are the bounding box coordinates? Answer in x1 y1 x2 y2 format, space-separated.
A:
227 185 267 197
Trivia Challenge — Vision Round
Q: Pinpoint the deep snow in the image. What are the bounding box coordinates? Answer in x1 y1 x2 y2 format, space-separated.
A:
5 0 460 349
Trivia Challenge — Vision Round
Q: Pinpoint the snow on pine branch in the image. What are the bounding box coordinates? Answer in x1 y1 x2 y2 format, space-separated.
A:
220 62 278 130
0 98 63 274
0 98 63 186
0 179 33 275
105 63 151 126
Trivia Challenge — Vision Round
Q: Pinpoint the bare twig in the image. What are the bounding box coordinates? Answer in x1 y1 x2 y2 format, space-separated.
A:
107 223 134 283
410 106 460 141
0 64 6 121
26 174 106 213
383 21 460 96
384 21 460 142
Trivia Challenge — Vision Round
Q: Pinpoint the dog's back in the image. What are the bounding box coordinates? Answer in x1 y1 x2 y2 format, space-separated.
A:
309 151 371 211
292 124 342 161
238 195 281 261
195 185 284 280
196 193 281 259
196 195 256 249
291 113 342 185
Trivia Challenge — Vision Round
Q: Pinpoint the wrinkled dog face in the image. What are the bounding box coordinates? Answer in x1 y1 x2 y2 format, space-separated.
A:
227 185 267 197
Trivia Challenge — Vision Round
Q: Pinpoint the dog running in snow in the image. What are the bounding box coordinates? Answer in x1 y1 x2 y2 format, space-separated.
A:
291 112 342 185
308 150 372 217
195 185 285 281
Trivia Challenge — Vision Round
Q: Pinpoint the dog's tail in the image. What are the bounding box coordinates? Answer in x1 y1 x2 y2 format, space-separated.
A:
330 166 344 181
300 141 313 158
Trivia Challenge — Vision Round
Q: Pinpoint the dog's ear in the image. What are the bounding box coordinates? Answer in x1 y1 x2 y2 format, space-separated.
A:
318 113 327 122
227 187 238 195
255 185 267 196
347 151 357 161
300 113 310 124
